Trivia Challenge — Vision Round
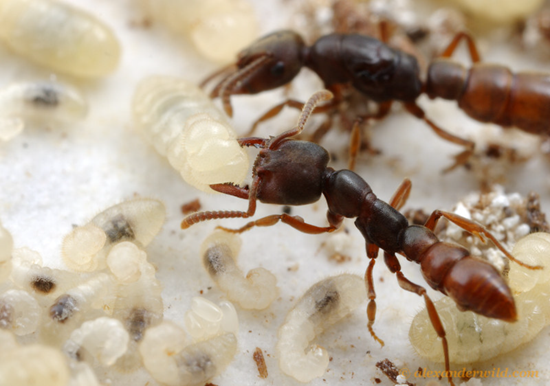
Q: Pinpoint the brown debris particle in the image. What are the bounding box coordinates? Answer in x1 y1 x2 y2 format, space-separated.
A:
526 192 550 232
329 253 352 263
375 359 415 386
253 347 268 379
181 198 201 215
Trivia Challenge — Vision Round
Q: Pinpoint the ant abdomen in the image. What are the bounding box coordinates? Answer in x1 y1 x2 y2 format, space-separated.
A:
0 0 120 77
132 76 249 193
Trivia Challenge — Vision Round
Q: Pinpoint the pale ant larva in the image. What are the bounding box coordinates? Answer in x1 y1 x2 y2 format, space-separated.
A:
0 221 13 280
201 230 278 310
0 0 121 77
139 0 258 63
62 198 166 272
276 274 367 383
132 76 249 193
409 232 550 364
0 81 87 142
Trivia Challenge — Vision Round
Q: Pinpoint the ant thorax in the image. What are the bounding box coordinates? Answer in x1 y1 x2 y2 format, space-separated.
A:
0 0 120 77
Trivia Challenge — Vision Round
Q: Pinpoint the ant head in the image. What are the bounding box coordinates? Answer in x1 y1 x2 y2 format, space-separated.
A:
231 30 306 94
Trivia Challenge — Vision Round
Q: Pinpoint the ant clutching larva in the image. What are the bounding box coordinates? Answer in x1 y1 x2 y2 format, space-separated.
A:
132 76 250 193
181 90 543 386
62 198 166 272
0 329 70 386
203 28 550 171
139 0 258 63
276 274 366 383
410 232 550 364
0 0 121 77
200 230 278 310
139 298 238 386
0 81 88 142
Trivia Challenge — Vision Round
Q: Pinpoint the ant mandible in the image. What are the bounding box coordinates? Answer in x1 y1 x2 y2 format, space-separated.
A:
202 29 550 171
181 90 542 386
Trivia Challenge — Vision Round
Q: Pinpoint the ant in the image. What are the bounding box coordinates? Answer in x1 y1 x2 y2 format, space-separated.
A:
202 29 550 171
182 90 542 386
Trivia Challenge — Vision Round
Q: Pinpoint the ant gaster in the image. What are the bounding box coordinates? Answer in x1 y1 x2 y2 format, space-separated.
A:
203 30 550 171
182 91 542 386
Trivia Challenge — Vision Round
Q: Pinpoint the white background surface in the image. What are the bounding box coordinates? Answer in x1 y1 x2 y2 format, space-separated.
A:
1 0 550 385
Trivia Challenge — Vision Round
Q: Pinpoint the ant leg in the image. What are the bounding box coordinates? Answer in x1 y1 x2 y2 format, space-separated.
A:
310 112 334 143
217 213 340 234
404 102 475 172
268 90 334 148
181 177 260 229
388 178 412 211
384 251 454 386
439 31 481 63
424 210 543 270
246 99 307 136
348 119 362 171
364 243 385 347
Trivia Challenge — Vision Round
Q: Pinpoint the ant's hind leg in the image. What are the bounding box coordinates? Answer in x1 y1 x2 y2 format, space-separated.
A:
384 252 455 386
365 243 384 347
439 31 481 63
424 210 543 270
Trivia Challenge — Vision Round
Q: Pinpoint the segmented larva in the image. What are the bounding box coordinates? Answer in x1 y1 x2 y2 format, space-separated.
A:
0 81 88 142
62 198 166 272
140 0 258 63
276 274 367 383
0 0 121 77
409 232 550 364
132 76 249 193
183 296 239 341
201 230 278 310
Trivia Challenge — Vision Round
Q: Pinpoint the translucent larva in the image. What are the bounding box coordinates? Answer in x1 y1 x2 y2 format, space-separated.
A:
0 0 121 77
140 0 258 63
64 317 130 367
276 274 367 383
139 321 238 386
0 221 13 281
409 232 550 364
450 0 544 23
201 230 278 310
0 289 41 335
132 76 249 193
0 81 88 142
0 329 70 386
184 297 239 341
62 198 166 272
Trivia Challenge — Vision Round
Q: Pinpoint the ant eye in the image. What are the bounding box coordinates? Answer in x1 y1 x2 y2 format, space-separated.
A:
271 61 285 77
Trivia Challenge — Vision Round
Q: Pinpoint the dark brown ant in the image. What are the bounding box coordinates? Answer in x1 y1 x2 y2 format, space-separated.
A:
203 30 550 171
181 91 542 386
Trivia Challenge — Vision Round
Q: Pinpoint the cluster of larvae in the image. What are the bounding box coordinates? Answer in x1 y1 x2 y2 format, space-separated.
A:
139 0 258 63
0 198 239 386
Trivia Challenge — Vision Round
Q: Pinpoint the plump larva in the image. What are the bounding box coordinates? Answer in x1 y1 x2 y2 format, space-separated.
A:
139 321 238 386
0 0 121 77
132 76 249 193
450 0 544 23
409 232 550 364
184 297 238 341
0 81 88 142
140 0 258 63
64 317 130 367
0 289 41 335
201 231 278 310
62 198 166 272
276 274 367 383
0 330 70 386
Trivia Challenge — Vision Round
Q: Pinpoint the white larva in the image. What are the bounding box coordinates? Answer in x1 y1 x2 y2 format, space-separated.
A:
0 289 41 335
64 317 130 367
132 76 250 193
450 0 544 23
0 0 121 77
201 230 278 310
0 221 13 281
276 274 367 383
409 232 550 364
62 198 166 272
139 0 258 63
139 321 238 386
0 81 88 142
184 296 239 341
